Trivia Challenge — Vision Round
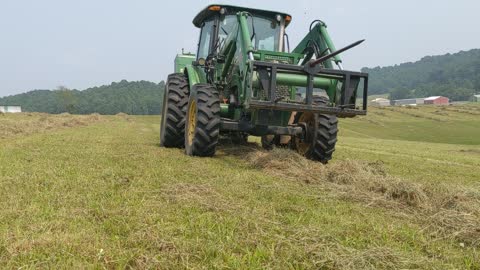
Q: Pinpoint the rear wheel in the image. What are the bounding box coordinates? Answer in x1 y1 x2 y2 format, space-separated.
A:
292 97 338 164
185 84 221 157
160 73 190 147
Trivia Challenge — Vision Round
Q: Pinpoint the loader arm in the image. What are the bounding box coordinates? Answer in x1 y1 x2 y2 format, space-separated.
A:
217 12 256 105
216 12 368 117
293 21 342 69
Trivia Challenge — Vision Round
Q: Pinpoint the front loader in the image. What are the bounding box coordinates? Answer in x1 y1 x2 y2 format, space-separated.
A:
160 4 368 163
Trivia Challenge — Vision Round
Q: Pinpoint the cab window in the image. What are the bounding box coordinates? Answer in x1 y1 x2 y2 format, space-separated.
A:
249 16 281 51
197 19 214 59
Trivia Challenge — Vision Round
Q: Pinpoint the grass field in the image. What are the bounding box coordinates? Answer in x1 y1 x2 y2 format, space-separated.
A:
0 104 479 269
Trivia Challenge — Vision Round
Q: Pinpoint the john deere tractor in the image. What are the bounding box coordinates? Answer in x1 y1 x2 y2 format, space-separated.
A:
160 4 368 163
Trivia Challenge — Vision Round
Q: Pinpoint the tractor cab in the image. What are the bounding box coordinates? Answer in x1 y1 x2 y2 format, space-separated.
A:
193 4 292 60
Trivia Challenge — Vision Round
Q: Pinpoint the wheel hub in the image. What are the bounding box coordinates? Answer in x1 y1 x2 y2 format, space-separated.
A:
187 100 197 146
293 112 315 156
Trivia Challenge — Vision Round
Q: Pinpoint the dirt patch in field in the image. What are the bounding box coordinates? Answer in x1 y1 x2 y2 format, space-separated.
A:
0 113 103 138
239 147 480 247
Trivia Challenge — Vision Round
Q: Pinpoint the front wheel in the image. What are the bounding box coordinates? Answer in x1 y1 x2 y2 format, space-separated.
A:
292 97 338 164
185 84 221 157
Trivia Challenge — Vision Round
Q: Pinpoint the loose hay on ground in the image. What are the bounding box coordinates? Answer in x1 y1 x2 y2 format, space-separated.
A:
0 113 104 138
242 146 480 247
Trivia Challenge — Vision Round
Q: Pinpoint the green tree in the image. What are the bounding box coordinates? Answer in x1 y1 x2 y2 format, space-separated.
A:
362 49 480 100
389 87 413 100
0 80 165 115
56 86 77 113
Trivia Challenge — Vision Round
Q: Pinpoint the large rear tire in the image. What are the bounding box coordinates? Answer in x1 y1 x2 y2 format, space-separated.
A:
160 73 190 148
185 84 221 157
292 96 338 164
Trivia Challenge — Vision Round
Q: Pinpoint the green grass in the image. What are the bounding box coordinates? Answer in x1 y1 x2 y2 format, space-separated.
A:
0 105 479 269
342 104 480 145
338 103 480 187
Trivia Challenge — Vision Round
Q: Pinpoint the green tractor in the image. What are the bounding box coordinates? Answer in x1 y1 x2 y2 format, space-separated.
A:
160 4 368 163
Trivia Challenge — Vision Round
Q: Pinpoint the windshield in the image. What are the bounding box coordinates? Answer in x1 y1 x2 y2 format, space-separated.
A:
249 16 281 51
218 15 281 52
217 15 238 50
200 14 282 58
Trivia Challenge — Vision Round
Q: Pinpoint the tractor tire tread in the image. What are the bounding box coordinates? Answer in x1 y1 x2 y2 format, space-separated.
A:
186 84 220 157
160 73 189 148
308 96 338 164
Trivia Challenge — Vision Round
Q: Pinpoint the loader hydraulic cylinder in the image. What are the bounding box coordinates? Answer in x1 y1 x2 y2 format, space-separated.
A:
318 23 342 65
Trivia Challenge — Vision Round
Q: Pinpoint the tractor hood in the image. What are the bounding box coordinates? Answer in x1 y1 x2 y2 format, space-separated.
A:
193 4 292 28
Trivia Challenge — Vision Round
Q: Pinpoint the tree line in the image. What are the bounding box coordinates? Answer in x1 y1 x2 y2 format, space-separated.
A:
0 80 165 115
362 49 480 101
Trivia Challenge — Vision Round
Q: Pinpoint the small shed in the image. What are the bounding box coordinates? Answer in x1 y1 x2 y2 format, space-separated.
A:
472 94 480 102
370 98 391 106
0 105 22 113
424 96 449 105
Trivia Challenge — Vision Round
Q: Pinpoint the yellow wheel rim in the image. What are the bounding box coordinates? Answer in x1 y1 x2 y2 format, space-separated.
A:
187 100 197 146
295 112 314 156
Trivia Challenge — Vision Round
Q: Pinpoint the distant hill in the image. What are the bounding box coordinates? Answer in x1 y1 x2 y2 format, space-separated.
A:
2 49 479 114
362 49 480 101
0 80 164 115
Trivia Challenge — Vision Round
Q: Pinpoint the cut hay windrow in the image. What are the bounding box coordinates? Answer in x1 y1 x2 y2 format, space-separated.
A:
237 146 480 247
0 113 104 139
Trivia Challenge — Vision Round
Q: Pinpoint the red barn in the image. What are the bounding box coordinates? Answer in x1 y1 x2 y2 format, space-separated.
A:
424 96 449 105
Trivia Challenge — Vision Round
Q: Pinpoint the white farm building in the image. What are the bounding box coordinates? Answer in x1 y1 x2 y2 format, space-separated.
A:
370 98 391 106
393 98 425 106
0 105 22 113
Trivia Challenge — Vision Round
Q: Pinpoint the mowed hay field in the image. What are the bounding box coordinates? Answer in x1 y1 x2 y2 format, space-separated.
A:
0 104 479 269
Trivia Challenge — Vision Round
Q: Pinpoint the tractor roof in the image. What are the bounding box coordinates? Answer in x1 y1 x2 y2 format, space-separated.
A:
193 4 292 28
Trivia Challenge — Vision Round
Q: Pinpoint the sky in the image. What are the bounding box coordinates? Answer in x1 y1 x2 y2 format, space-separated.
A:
0 0 478 97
